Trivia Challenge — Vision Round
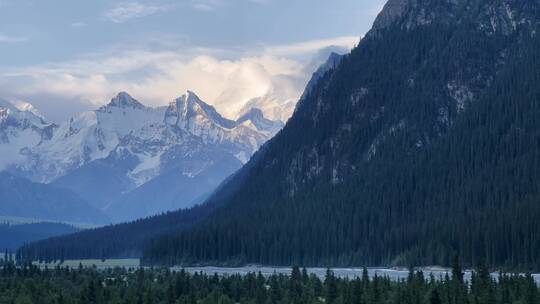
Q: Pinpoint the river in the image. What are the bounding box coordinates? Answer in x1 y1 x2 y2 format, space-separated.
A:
176 266 540 283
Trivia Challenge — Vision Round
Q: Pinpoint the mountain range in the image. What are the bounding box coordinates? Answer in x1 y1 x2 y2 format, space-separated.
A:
18 0 540 270
0 90 284 223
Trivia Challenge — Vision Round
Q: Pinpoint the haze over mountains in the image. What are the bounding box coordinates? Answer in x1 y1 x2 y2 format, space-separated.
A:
0 89 285 223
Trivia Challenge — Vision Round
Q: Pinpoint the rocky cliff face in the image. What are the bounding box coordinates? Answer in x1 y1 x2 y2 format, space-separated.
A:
373 0 540 35
282 0 540 193
372 0 412 30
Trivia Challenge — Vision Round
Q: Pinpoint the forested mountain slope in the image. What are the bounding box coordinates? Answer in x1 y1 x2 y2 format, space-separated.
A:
0 223 79 251
139 0 540 269
20 0 540 269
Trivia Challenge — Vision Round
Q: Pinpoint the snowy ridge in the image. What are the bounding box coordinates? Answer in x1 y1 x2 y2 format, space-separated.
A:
238 93 296 123
0 91 283 221
1 91 282 187
0 99 55 172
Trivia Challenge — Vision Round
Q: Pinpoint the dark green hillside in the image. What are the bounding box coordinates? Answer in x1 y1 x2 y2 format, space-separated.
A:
139 1 540 269
19 0 540 270
0 223 79 250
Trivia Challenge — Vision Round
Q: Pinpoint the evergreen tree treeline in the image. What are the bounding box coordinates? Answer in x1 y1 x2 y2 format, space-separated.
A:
0 260 539 304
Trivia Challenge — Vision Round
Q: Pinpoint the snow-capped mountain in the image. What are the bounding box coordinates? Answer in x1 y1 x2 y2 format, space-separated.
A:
164 91 271 163
237 52 345 124
238 93 297 124
20 93 165 183
9 91 278 183
0 91 283 222
236 108 285 137
0 99 56 173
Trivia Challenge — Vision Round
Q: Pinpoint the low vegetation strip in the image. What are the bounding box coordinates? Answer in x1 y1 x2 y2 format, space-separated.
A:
0 259 538 304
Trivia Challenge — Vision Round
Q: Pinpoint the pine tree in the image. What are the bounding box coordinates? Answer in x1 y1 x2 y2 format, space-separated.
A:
430 288 442 304
325 269 338 304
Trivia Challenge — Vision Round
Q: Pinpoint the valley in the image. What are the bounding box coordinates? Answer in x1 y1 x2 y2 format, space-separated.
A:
18 0 540 272
25 259 540 283
1 0 540 302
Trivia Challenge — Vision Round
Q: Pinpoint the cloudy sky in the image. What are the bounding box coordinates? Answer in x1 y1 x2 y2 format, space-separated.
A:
0 0 386 121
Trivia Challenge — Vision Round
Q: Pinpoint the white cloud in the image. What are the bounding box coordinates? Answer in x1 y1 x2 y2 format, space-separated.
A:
70 22 87 29
191 0 225 11
0 33 27 43
191 0 267 11
191 0 216 11
0 53 300 119
0 36 354 121
105 2 173 23
265 36 360 56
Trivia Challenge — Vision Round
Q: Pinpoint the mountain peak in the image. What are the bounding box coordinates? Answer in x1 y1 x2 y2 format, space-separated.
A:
0 99 48 126
16 102 45 119
327 51 343 62
0 99 19 113
299 52 344 103
168 90 237 129
174 90 211 111
371 0 455 32
178 90 211 109
103 92 145 110
372 0 410 30
184 90 200 101
371 0 537 35
238 107 265 120
236 107 284 134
